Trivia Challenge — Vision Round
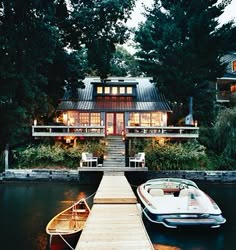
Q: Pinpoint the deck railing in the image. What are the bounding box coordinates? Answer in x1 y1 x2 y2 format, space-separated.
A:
32 125 199 139
32 125 105 137
125 126 199 139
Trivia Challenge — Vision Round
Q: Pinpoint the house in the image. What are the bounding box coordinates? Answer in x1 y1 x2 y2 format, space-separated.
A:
32 77 199 142
216 51 236 105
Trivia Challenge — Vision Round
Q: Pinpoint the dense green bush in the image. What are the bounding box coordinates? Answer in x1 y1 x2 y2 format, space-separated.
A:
198 107 236 170
144 141 211 170
12 141 106 169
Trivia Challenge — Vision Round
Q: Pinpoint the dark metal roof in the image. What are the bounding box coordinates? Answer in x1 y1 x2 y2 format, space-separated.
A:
58 77 172 112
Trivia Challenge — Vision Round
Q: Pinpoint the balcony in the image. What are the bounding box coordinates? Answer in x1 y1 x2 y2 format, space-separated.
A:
32 125 105 137
125 126 199 139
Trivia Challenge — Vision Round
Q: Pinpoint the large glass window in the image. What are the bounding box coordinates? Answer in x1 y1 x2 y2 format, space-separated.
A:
68 111 78 125
141 113 151 126
129 113 140 126
91 113 101 125
79 113 89 125
151 112 162 126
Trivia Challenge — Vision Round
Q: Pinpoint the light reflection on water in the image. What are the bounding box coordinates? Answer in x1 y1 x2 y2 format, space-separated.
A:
0 181 235 250
0 182 96 250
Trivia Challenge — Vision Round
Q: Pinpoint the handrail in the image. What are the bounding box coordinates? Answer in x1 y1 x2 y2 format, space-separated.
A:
32 125 105 137
125 126 199 138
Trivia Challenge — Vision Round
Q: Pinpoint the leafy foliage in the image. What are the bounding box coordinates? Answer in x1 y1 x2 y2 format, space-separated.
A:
110 46 141 76
12 141 106 169
135 0 236 124
214 107 236 159
66 0 135 78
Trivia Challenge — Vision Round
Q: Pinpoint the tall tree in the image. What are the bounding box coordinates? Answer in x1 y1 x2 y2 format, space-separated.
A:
0 0 85 149
66 0 135 79
110 46 141 77
135 0 236 124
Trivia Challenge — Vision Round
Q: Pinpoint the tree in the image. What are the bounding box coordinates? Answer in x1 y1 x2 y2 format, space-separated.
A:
0 0 85 149
135 0 236 124
110 46 141 76
214 107 236 159
66 0 135 79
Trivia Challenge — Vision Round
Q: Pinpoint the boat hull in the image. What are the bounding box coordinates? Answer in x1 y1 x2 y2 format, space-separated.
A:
137 178 226 229
142 206 226 228
49 231 81 250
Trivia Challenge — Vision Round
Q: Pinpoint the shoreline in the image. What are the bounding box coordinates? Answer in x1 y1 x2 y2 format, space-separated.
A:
1 169 236 184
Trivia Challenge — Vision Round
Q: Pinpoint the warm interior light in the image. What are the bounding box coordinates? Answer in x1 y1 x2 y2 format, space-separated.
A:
33 119 37 126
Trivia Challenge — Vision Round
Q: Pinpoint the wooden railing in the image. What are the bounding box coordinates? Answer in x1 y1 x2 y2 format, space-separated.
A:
32 125 105 137
125 126 199 138
32 125 199 139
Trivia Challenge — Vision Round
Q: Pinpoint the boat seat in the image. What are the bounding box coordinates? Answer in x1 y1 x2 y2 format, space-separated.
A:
149 189 164 197
179 189 190 197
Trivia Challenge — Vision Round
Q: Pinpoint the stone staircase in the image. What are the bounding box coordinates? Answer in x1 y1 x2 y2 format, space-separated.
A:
103 136 126 168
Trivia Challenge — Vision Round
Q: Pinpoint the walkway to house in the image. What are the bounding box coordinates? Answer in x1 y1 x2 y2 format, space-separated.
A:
75 172 154 250
79 136 148 171
102 136 126 168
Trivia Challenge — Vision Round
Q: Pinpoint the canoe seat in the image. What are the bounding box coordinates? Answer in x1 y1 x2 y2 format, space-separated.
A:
73 209 86 213
149 189 164 197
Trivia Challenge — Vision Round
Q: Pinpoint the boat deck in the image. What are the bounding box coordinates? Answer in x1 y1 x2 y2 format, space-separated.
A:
75 174 154 250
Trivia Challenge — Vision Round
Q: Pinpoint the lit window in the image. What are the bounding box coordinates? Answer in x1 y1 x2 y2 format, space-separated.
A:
231 84 236 92
127 87 133 94
151 112 161 126
233 60 236 72
120 87 125 94
97 86 103 94
129 113 140 125
141 113 151 126
104 87 110 94
112 87 118 94
79 113 89 125
91 113 101 125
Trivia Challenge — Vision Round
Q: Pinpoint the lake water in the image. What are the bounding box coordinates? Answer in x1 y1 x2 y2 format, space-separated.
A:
0 181 235 250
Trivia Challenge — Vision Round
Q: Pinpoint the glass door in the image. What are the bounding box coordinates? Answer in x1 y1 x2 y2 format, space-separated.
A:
106 113 124 135
106 113 114 135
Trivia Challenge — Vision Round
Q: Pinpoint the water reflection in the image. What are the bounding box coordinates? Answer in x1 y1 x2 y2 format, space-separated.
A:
0 182 97 250
0 181 235 250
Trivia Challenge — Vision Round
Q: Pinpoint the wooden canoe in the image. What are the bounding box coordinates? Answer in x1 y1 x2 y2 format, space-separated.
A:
46 198 90 249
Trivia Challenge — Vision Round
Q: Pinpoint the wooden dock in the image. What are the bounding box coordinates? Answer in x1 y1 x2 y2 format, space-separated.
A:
75 173 154 250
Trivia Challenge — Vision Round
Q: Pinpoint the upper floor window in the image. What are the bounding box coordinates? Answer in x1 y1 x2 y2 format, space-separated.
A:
120 87 125 94
112 87 118 95
97 86 103 94
104 86 110 94
127 87 133 94
232 60 236 72
95 85 135 96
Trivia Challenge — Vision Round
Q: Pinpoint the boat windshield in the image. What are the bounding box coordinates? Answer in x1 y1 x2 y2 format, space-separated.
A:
145 178 198 189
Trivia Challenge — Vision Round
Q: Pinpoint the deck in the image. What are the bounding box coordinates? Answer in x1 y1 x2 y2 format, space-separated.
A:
75 174 154 250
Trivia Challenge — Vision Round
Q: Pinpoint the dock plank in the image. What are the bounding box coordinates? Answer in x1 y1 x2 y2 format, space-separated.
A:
93 175 137 204
75 204 154 250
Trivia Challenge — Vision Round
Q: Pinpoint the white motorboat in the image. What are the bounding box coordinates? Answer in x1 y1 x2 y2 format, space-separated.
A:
137 178 226 228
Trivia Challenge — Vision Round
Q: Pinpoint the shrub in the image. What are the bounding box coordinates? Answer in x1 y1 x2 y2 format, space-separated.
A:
12 140 106 169
144 141 210 170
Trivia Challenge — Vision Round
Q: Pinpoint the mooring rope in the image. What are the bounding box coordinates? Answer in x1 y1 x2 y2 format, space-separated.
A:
58 234 75 250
